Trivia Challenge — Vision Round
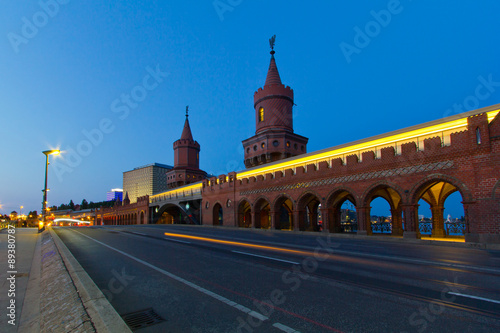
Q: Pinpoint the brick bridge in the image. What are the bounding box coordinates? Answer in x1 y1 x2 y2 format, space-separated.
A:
96 41 500 245
200 105 500 244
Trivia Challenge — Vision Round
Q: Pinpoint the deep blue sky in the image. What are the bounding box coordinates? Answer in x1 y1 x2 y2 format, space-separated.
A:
1 0 499 217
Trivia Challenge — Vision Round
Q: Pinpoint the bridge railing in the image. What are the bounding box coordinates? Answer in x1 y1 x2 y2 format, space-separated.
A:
150 188 202 204
418 221 466 236
371 222 392 234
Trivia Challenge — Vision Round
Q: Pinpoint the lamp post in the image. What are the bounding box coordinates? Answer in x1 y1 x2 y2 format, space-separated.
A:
42 150 60 229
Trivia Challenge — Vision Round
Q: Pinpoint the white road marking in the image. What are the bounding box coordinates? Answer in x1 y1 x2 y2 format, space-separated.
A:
164 237 191 244
70 229 268 321
449 292 500 304
137 227 500 275
329 249 500 275
232 250 299 265
273 322 302 332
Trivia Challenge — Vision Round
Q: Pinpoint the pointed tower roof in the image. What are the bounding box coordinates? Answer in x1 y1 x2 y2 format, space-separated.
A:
123 192 130 205
264 53 282 86
180 106 194 141
264 35 282 86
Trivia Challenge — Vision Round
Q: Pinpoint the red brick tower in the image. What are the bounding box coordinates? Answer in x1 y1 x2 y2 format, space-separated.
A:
242 36 308 168
166 107 207 188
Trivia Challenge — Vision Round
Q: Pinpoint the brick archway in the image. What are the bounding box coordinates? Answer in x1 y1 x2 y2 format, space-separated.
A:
297 191 322 232
410 174 469 238
325 187 359 233
237 199 251 228
213 202 223 226
361 182 404 236
272 195 294 231
253 196 271 229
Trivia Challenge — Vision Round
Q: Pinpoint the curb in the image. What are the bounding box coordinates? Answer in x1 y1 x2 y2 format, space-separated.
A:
48 228 131 333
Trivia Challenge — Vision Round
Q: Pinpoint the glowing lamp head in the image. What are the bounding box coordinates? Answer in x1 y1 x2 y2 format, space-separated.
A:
43 149 60 156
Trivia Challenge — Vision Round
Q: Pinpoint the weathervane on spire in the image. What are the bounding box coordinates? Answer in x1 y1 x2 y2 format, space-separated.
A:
186 105 189 117
269 34 276 55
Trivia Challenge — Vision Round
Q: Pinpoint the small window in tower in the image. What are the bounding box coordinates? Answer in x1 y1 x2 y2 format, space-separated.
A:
259 107 264 122
273 140 279 147
294 143 298 150
301 145 305 152
246 147 250 153
286 141 290 148
261 143 265 149
476 127 481 144
254 145 257 151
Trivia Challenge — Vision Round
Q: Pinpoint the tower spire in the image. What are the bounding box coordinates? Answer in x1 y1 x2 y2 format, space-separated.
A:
265 35 282 86
180 106 193 140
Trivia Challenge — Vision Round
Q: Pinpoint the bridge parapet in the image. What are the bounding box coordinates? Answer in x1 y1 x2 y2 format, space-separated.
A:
227 109 497 186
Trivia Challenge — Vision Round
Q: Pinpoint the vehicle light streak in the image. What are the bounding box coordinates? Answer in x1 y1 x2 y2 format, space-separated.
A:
164 232 327 257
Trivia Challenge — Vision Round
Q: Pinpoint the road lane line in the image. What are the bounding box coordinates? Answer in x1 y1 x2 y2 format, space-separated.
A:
273 322 302 332
232 250 299 265
70 229 268 322
328 249 500 275
164 237 191 244
449 292 500 304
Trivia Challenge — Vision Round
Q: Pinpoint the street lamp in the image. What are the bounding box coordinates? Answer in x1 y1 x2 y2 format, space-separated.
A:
42 149 60 230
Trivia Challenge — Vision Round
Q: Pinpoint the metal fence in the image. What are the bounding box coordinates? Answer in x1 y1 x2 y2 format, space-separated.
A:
418 221 466 236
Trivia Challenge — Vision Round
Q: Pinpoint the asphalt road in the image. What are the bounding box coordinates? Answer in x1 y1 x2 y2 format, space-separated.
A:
54 225 500 332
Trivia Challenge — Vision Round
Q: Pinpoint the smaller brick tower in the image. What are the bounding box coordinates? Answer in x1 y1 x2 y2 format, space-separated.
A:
242 36 308 168
166 106 207 188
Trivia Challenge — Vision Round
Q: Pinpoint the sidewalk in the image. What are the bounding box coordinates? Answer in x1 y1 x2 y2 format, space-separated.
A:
0 228 38 333
1 227 130 333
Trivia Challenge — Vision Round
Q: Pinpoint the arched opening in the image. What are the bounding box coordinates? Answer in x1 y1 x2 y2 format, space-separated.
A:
326 190 357 233
213 203 223 226
370 197 393 234
364 185 403 236
238 200 251 228
140 211 145 224
415 180 465 238
157 204 184 224
297 193 321 232
273 196 294 231
254 198 271 229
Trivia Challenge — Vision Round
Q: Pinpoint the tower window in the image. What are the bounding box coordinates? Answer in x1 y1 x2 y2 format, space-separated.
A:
273 140 279 147
476 127 481 144
286 141 290 148
259 107 264 122
261 143 265 149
